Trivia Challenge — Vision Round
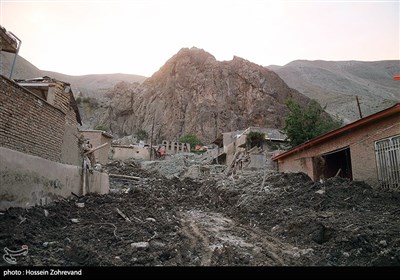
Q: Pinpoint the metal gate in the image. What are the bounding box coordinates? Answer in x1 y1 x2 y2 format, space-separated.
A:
375 135 400 190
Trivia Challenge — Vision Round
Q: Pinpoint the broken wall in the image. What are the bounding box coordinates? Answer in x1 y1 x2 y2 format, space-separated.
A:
81 131 112 165
161 140 190 154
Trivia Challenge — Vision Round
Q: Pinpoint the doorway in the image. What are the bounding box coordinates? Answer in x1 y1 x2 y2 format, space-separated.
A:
313 147 353 180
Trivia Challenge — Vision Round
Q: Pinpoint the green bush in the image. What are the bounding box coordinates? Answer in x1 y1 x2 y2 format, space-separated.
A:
94 124 109 131
179 134 203 151
136 129 149 141
246 131 265 149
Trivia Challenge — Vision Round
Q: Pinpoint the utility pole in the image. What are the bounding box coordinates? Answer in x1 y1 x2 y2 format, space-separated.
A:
356 96 363 119
150 117 155 160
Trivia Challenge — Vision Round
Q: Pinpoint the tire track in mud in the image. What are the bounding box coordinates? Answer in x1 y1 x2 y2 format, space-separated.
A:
180 218 213 266
179 210 297 266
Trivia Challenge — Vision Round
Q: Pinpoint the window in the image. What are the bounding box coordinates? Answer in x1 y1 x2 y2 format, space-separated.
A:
375 135 400 190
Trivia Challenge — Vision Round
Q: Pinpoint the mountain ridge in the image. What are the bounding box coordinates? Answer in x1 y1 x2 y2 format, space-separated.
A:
1 50 398 137
267 59 399 122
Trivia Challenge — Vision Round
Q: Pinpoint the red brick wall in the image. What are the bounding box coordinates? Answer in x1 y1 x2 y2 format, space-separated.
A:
0 76 65 162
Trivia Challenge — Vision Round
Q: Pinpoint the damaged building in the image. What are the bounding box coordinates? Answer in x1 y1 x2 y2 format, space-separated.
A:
211 127 286 173
0 26 109 209
80 129 113 165
272 103 400 189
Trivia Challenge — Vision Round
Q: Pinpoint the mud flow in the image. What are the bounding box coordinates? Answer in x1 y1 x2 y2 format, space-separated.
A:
1 160 399 266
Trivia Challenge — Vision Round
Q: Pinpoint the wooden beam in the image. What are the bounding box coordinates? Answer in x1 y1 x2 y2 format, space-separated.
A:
109 174 141 180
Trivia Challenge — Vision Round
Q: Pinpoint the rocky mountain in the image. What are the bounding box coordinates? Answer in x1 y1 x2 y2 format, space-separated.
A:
268 60 400 123
3 50 397 141
106 47 313 144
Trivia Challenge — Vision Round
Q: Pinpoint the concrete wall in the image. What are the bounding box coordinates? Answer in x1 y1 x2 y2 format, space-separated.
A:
161 140 190 154
111 145 150 161
81 131 112 165
276 113 400 187
247 154 266 169
0 147 109 210
0 75 65 162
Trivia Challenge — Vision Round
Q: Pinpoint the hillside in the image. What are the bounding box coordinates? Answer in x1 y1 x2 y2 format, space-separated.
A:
268 60 400 123
0 52 42 79
1 52 147 93
106 47 313 143
1 52 147 130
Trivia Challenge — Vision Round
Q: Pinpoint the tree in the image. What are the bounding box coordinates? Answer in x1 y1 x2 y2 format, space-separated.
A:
283 99 343 148
179 134 203 150
246 131 265 150
136 129 149 141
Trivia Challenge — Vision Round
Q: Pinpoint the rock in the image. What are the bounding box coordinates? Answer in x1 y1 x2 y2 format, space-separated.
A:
343 252 350 257
150 241 166 249
71 219 79 223
146 217 156 222
300 248 314 256
293 252 301 258
379 240 387 247
271 225 280 232
75 203 85 208
43 241 56 247
108 47 312 143
44 209 49 217
315 189 325 195
130 242 150 249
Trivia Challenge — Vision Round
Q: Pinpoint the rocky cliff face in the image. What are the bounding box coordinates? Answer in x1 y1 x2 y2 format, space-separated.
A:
107 47 313 144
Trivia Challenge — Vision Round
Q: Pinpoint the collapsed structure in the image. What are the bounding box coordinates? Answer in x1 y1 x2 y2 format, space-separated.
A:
210 127 286 173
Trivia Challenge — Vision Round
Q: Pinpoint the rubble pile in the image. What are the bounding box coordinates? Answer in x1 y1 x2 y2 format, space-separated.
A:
1 161 399 266
139 153 221 179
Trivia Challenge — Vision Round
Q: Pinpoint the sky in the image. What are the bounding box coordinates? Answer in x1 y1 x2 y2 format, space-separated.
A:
1 0 399 77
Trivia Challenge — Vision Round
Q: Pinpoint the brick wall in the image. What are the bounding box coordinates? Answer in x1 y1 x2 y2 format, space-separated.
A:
0 75 65 162
276 112 400 187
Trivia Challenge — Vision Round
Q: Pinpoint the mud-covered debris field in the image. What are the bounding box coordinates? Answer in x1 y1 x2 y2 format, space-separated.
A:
1 159 399 266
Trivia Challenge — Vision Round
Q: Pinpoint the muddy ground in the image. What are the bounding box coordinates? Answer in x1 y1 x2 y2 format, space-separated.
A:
1 159 399 266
